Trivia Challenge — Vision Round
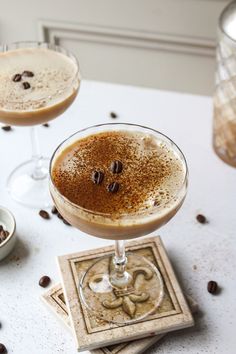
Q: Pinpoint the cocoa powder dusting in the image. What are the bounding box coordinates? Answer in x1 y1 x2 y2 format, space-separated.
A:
52 131 184 217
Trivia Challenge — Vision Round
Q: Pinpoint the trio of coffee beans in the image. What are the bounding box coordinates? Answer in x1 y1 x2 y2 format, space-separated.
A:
92 160 123 193
12 70 34 90
0 225 9 245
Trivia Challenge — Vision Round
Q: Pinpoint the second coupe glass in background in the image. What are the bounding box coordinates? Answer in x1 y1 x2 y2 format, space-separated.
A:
0 41 81 208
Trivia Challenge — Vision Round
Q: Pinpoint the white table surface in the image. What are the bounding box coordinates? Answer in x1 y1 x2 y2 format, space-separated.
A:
0 80 235 354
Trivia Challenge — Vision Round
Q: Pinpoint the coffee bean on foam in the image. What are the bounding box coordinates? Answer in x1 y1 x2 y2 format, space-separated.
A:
12 73 22 82
110 160 123 174
22 70 34 77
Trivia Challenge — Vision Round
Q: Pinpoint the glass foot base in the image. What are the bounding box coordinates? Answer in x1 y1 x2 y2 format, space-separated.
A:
7 158 51 208
79 253 164 325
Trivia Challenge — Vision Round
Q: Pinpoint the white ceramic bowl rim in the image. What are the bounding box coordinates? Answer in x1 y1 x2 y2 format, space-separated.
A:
0 206 16 248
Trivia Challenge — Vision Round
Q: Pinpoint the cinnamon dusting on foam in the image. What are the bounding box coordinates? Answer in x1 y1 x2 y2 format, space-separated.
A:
52 131 185 217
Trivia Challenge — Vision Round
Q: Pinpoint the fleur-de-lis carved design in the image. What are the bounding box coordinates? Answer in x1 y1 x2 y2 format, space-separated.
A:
89 266 153 318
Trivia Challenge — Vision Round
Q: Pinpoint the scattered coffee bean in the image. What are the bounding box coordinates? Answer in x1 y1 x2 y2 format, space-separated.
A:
22 70 34 77
207 280 218 294
12 73 22 82
57 212 63 220
92 171 104 185
39 210 50 220
39 275 51 288
110 112 118 119
0 233 7 243
108 182 120 193
0 343 7 353
196 214 207 224
0 229 10 244
62 218 71 226
42 123 49 127
51 206 58 215
1 125 12 132
110 160 123 174
51 208 71 226
22 82 31 90
0 230 9 238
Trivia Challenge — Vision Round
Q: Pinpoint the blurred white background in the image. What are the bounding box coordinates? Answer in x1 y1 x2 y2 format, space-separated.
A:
0 0 230 95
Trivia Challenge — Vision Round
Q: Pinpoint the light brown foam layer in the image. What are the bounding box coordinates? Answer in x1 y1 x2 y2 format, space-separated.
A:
52 131 186 218
0 48 78 112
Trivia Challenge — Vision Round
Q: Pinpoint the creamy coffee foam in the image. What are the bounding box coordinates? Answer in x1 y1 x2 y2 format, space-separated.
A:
52 131 186 218
0 48 78 111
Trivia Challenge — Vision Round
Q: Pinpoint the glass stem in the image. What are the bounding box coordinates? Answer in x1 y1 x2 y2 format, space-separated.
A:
111 240 132 288
114 240 127 271
30 126 45 180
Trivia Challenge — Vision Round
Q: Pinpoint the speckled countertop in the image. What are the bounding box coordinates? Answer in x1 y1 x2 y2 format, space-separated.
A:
0 80 235 354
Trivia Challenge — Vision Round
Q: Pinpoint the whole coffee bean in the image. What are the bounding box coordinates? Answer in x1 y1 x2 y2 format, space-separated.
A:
92 171 104 185
43 123 49 127
0 234 6 244
108 182 120 193
39 210 50 219
57 213 63 220
22 70 34 77
62 218 71 226
196 214 207 224
12 73 21 82
39 275 51 288
22 82 31 90
110 112 117 119
110 160 123 174
0 230 7 242
0 343 7 353
1 125 12 132
207 280 218 294
51 206 58 215
0 230 9 241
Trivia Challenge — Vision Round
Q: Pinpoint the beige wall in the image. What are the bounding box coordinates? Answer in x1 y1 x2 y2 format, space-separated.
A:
0 0 230 95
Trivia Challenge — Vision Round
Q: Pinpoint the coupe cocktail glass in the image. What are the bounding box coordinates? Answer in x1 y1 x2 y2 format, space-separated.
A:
49 123 188 324
0 41 81 208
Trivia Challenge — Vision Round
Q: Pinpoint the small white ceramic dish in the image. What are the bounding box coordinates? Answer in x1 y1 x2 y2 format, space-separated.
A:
0 206 16 261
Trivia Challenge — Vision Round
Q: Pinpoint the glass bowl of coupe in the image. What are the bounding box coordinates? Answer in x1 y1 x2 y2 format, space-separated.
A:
0 41 81 208
49 123 188 324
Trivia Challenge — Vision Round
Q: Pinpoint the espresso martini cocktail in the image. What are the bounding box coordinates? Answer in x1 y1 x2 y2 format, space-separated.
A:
0 46 79 126
0 42 80 208
51 128 186 239
50 123 188 324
